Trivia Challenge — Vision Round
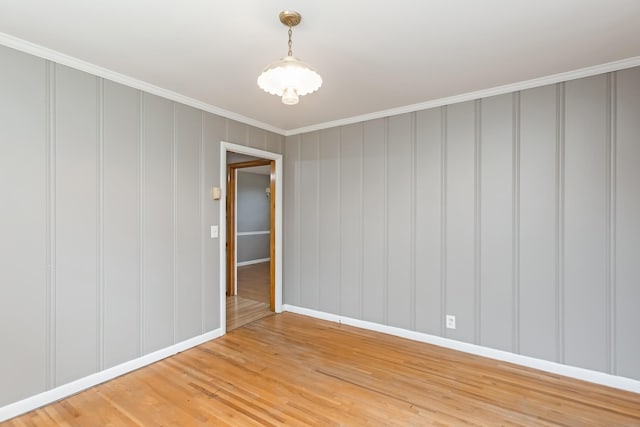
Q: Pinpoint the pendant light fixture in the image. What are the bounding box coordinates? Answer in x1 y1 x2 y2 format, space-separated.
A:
257 11 322 105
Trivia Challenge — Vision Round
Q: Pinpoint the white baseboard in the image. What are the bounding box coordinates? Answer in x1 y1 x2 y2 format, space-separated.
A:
0 328 224 423
236 258 270 267
282 304 640 394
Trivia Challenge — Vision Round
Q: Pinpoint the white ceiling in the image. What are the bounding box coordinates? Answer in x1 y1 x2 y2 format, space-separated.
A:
1 1 639 133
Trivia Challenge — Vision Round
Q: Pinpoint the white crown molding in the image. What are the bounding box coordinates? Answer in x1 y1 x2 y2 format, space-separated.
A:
283 304 640 394
0 32 287 136
283 55 640 136
3 32 639 140
0 328 224 423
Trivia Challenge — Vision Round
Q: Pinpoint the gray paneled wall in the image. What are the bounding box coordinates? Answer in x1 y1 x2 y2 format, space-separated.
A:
284 67 640 380
616 69 640 380
55 63 99 384
0 45 283 407
0 45 48 408
236 171 270 263
518 84 558 361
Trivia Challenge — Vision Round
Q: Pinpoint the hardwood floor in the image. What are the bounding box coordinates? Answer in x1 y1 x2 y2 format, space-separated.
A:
225 296 272 331
237 261 270 304
226 262 271 331
5 313 640 426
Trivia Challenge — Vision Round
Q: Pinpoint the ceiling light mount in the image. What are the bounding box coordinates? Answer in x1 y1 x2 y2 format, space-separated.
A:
257 10 322 106
279 10 301 28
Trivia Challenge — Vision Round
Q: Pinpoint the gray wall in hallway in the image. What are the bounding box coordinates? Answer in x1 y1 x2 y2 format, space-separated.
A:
0 44 283 407
284 67 640 380
236 171 271 263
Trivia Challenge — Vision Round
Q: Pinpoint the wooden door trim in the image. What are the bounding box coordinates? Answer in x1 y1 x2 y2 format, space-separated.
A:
226 165 236 296
269 160 276 311
229 159 271 168
226 159 276 310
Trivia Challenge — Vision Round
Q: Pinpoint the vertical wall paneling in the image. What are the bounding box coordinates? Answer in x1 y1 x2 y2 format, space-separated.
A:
386 114 413 329
563 75 609 372
384 118 389 324
54 65 99 384
360 122 366 322
474 100 481 345
609 73 617 375
615 67 640 380
266 131 283 155
440 108 447 337
512 93 521 354
46 61 55 389
556 83 566 364
248 126 266 150
139 92 145 354
414 109 442 335
174 104 203 342
445 101 476 343
171 103 177 343
410 114 417 330
362 119 387 324
97 78 105 370
227 119 248 146
318 128 341 314
283 136 301 305
605 74 613 374
479 94 514 352
102 80 141 368
339 124 363 318
199 112 204 334
142 94 174 353
203 113 225 331
299 133 320 309
0 46 48 406
518 85 558 361
296 137 302 307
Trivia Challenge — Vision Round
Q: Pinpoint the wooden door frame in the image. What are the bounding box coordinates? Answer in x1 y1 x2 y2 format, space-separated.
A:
226 159 273 302
219 142 283 333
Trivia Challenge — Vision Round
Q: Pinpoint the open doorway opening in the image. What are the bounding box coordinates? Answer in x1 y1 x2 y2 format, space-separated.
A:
227 156 273 330
219 142 282 333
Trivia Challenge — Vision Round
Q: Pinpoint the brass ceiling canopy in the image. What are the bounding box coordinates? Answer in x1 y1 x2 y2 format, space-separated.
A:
279 11 301 27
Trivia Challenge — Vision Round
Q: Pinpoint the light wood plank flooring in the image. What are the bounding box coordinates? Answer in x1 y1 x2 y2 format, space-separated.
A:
5 313 640 426
237 261 270 304
226 296 271 332
226 261 272 331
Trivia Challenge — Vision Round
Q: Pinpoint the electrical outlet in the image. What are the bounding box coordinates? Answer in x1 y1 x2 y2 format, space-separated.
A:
446 315 456 329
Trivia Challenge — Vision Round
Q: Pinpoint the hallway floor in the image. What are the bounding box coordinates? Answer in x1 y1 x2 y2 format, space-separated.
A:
226 261 272 331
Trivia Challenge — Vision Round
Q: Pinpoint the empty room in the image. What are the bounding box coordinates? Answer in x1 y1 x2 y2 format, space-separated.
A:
1 1 640 425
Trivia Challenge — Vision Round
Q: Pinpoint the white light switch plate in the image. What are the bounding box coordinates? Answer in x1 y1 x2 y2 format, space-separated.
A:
210 225 218 239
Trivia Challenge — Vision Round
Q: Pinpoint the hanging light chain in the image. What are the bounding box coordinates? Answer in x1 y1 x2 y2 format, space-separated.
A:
287 26 293 56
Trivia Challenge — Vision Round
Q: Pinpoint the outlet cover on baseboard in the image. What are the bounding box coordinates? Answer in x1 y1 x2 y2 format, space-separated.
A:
446 315 456 329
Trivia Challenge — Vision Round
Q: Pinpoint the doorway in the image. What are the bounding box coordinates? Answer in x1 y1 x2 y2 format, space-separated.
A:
219 142 283 333
227 158 273 330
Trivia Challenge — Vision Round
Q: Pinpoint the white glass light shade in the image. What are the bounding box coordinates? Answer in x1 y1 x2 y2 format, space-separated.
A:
257 56 322 105
282 87 299 105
